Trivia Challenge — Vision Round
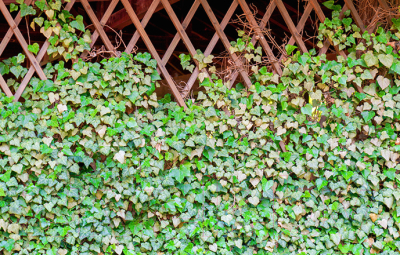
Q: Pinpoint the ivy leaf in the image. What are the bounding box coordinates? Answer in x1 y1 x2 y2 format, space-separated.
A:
113 59 126 74
134 52 152 65
316 178 328 191
28 43 40 55
10 65 24 78
342 171 354 181
20 3 36 17
170 162 191 183
203 146 215 161
285 44 297 55
363 52 378 67
35 0 46 11
322 0 334 9
2 239 15 252
70 15 85 32
378 54 393 68
384 168 396 180
16 53 25 64
261 178 274 193
10 3 18 12
338 244 352 254
361 111 375 122
0 62 9 75
301 104 313 116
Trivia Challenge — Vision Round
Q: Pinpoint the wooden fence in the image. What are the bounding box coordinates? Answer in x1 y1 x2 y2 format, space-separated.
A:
0 0 388 109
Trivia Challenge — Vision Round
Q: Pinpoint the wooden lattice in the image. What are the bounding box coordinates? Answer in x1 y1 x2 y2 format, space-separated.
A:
0 0 388 108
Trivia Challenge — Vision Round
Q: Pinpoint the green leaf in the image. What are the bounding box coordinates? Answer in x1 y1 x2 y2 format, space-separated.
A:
316 178 328 191
28 43 40 55
70 15 85 32
363 52 378 67
384 168 396 180
20 3 36 17
285 44 297 55
262 178 273 193
361 111 375 122
10 65 24 78
338 244 352 253
0 62 9 75
170 162 191 183
3 239 15 252
322 0 334 9
10 3 18 12
378 54 394 68
342 171 354 181
113 59 126 74
301 104 313 116
35 0 46 11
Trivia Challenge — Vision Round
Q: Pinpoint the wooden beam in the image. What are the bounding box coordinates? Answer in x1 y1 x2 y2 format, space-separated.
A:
200 0 252 88
344 0 366 33
0 74 13 97
80 0 115 52
3 0 109 3
121 0 186 109
274 0 308 53
161 0 210 80
183 0 238 95
279 2 313 62
238 0 282 75
161 0 200 65
107 0 181 30
125 0 161 54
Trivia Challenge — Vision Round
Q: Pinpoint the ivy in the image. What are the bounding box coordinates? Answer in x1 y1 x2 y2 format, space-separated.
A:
1 3 400 255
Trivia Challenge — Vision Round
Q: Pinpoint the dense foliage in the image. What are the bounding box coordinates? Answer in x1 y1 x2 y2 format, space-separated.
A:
1 5 400 255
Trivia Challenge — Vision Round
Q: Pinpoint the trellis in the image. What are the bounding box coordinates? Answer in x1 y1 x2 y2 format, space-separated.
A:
0 0 382 109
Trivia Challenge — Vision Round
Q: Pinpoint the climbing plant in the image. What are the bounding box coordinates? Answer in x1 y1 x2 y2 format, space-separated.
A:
10 0 92 61
1 3 400 255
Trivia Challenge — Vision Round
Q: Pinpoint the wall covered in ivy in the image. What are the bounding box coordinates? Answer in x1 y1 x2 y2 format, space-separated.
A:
1 3 400 255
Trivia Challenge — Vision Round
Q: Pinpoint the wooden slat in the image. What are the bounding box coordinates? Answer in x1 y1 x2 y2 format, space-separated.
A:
161 0 211 85
274 0 308 53
228 1 277 87
200 0 252 88
107 0 181 30
80 0 115 52
0 74 13 97
0 0 47 80
183 0 237 95
125 0 161 54
285 2 312 50
344 0 366 33
161 0 200 65
309 0 325 23
238 0 282 76
0 0 33 57
121 0 187 109
278 2 313 63
14 0 76 102
82 0 119 58
250 1 276 46
161 0 198 59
